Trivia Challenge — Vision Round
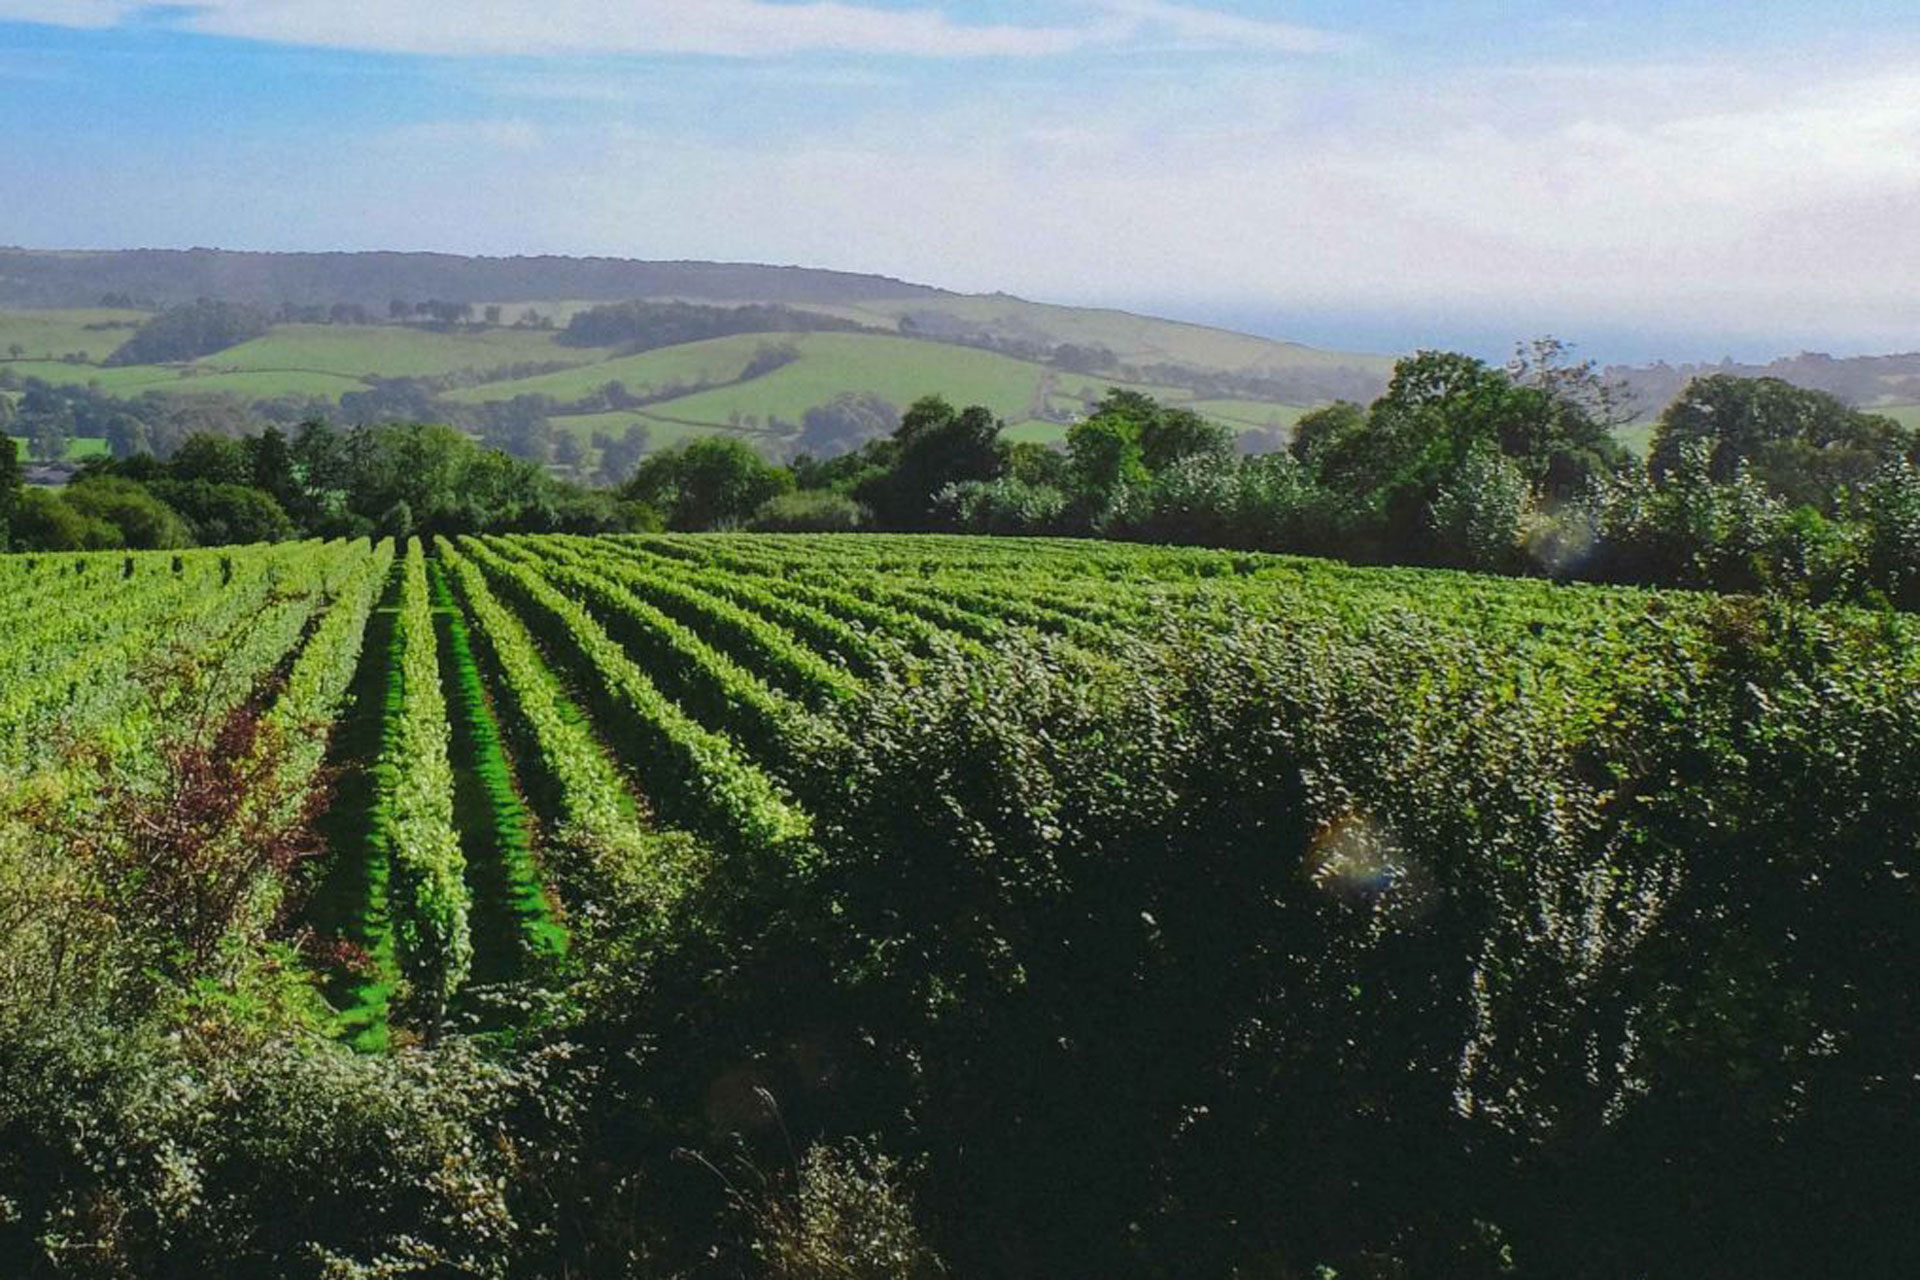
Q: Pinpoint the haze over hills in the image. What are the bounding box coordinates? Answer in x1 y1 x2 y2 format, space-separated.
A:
0 246 1388 380
0 248 943 310
3 247 1917 474
0 247 1400 470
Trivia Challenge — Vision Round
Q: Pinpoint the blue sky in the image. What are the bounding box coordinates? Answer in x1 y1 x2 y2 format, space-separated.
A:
1 2 1917 362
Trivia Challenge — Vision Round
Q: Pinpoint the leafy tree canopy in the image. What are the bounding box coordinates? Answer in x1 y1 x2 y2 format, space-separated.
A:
105 299 271 366
622 436 793 531
1651 373 1916 511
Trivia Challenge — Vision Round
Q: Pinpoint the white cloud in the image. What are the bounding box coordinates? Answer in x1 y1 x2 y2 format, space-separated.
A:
384 118 545 151
436 57 1920 352
4 12 1916 357
1087 0 1346 54
0 0 1344 59
0 1 127 25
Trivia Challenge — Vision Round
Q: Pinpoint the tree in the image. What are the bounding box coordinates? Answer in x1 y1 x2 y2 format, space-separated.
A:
10 487 116 549
552 431 588 477
1138 406 1233 472
621 437 791 530
592 424 651 488
147 479 294 545
105 300 271 366
1082 390 1233 473
1066 413 1146 518
102 412 151 459
61 476 194 549
380 499 414 541
245 426 299 508
1296 349 1631 560
6 343 23 361
28 416 70 464
1650 374 1914 511
797 392 899 460
170 433 252 487
1288 401 1367 468
1059 391 1237 530
1854 460 1920 609
1506 337 1635 431
859 396 1004 529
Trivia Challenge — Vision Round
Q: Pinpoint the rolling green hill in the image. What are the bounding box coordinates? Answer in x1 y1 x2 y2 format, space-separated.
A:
441 333 778 406
0 250 1407 471
2 311 1328 454
204 323 611 381
0 308 146 363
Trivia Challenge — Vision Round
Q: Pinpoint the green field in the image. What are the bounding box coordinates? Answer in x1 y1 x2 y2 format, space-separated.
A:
162 367 373 399
548 408 759 453
205 323 608 380
1879 403 1920 430
6 432 110 460
0 308 147 363
4 359 179 393
646 333 1049 425
443 333 780 406
1614 419 1658 454
1 306 1339 458
1001 418 1071 445
797 294 1400 377
1187 399 1309 430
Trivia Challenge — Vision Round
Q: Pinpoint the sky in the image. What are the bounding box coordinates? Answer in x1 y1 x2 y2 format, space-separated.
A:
1 1 1917 363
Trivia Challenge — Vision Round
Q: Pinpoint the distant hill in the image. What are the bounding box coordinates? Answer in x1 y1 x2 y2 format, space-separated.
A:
0 248 946 309
0 248 1403 472
0 247 1390 383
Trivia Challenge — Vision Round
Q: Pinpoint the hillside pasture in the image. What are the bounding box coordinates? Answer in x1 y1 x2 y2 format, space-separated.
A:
645 332 1049 425
443 333 782 406
203 323 609 380
3 359 179 393
6 432 110 461
0 308 148 364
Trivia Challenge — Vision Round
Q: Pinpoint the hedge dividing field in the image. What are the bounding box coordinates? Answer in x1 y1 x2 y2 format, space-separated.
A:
0 533 1916 1277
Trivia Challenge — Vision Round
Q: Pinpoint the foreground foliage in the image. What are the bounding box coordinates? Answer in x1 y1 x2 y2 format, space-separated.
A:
0 534 1916 1277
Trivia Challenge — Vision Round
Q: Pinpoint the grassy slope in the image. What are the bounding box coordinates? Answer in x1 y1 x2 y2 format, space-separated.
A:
801 294 1397 376
1188 399 1310 429
0 301 1364 454
163 369 371 398
6 433 110 460
547 411 739 453
646 333 1047 424
205 324 609 380
0 308 148 363
442 334 777 406
1614 421 1657 454
5 359 178 392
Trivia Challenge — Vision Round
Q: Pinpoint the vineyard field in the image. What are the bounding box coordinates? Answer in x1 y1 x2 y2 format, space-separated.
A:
1 533 1917 1276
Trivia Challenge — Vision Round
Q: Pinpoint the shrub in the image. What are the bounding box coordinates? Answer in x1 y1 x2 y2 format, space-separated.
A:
932 476 1066 535
8 486 120 549
749 489 867 533
61 476 195 549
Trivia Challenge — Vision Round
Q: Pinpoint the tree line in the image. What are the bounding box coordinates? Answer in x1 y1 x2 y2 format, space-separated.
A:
8 339 1917 608
0 421 654 553
616 340 1920 608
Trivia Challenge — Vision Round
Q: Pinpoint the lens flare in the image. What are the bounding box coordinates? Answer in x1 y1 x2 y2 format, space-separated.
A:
1306 810 1437 920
